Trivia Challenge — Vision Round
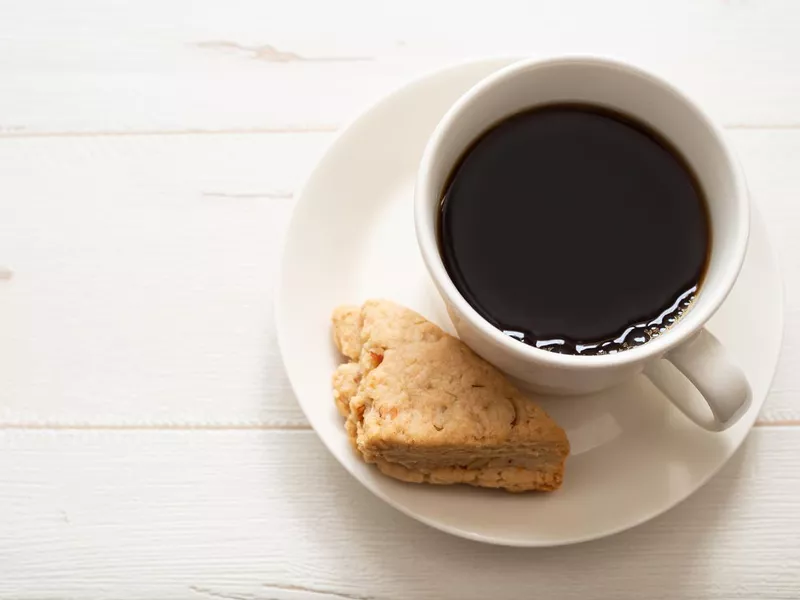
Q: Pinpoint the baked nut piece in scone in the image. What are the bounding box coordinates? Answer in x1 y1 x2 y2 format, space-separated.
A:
331 300 570 492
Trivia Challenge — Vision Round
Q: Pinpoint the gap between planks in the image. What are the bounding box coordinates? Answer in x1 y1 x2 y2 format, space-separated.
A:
0 423 313 431
0 420 796 431
0 126 339 139
0 123 800 140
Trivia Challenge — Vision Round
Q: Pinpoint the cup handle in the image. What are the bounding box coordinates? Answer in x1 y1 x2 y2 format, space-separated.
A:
643 328 751 431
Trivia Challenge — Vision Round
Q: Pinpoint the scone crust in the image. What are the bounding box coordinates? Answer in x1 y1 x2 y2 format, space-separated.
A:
331 305 363 361
373 458 563 493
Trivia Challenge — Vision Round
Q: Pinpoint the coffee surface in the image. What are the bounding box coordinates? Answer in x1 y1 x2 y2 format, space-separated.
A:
438 104 710 355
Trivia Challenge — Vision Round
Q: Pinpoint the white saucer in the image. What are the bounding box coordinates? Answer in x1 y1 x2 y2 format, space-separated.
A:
276 59 784 547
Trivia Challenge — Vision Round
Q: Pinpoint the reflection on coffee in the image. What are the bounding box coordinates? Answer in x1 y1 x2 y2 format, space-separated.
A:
438 104 710 355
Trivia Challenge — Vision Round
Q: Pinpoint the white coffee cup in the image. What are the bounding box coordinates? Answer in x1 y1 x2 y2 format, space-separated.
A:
415 56 751 432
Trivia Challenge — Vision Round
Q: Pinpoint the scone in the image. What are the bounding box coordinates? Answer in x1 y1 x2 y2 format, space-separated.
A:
331 300 570 492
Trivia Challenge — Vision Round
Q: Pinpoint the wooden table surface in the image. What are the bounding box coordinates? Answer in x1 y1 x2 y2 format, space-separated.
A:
1 1 800 598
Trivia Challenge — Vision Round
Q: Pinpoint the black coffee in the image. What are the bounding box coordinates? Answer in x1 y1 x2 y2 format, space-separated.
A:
438 104 710 355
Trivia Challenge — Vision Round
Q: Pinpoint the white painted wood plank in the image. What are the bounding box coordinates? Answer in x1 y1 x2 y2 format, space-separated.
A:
1 0 800 133
0 428 798 599
0 129 798 426
0 134 332 427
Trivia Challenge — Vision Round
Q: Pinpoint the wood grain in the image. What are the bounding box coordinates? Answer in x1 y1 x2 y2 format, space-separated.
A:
1 0 800 134
0 428 797 600
0 129 797 426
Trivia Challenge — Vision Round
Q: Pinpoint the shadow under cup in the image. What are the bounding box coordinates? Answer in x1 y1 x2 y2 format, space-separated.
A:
415 57 749 395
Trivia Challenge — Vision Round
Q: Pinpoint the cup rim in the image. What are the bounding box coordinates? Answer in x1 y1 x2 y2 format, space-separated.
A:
414 55 750 369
